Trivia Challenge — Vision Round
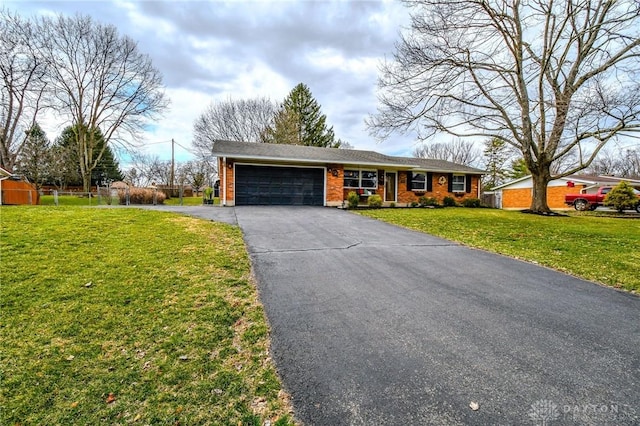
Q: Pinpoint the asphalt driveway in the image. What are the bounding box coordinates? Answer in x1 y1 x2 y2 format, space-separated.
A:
232 206 639 425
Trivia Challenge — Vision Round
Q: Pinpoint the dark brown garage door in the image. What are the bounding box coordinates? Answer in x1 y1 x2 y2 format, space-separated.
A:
235 165 324 206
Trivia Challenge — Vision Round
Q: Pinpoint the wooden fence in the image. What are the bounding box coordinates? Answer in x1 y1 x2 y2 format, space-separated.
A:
0 179 39 205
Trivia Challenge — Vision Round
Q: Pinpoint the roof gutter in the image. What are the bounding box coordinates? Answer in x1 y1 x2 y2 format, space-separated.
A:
213 153 483 174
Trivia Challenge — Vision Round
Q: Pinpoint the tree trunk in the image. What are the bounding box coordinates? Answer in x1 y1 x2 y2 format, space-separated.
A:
81 170 91 193
529 171 552 213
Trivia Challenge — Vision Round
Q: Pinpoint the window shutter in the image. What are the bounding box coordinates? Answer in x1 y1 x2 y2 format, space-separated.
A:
466 175 472 193
447 173 453 192
407 171 412 191
427 172 433 192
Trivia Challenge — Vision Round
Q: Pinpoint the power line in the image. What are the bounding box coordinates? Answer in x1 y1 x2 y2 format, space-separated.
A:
141 139 173 146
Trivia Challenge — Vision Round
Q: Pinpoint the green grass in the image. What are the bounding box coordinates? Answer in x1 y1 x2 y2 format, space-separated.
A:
40 195 220 207
0 207 293 425
40 194 110 206
358 208 639 292
164 196 220 206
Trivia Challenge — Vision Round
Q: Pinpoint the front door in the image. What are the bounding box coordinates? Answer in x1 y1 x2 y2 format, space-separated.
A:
385 172 397 202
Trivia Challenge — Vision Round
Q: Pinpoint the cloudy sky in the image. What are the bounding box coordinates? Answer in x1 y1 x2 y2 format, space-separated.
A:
8 0 417 165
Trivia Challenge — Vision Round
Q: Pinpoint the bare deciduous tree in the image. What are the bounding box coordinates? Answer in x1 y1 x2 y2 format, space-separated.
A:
37 14 168 192
179 160 216 195
413 139 481 166
585 144 640 178
369 0 640 212
125 152 170 187
0 9 48 171
193 97 276 158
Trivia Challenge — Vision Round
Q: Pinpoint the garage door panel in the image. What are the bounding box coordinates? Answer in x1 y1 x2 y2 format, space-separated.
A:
235 165 324 206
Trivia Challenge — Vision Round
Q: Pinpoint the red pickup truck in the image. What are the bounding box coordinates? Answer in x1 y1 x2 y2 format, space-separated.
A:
565 186 640 212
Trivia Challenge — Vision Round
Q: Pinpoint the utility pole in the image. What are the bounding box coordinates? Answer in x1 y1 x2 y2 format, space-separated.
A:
170 138 175 196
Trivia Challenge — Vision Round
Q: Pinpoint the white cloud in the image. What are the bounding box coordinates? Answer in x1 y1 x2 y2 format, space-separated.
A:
8 0 417 165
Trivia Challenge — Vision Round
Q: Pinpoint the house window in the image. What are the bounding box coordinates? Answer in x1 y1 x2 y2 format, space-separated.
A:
411 172 427 191
344 170 360 188
361 171 377 188
452 174 466 192
344 170 377 188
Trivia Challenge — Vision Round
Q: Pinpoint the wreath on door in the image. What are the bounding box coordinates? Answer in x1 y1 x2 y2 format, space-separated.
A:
438 176 447 185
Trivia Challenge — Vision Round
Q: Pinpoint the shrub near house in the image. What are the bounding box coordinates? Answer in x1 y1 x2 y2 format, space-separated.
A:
604 182 640 213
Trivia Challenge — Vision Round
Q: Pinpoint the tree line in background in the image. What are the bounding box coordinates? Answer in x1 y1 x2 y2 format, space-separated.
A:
17 120 216 193
192 83 347 161
123 153 216 195
413 138 640 192
1 9 167 192
17 122 123 190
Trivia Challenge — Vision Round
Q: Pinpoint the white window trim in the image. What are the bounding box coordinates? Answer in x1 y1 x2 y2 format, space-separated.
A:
411 171 428 191
344 169 378 189
452 174 466 193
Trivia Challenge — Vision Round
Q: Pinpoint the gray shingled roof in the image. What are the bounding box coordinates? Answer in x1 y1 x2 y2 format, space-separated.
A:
212 140 484 174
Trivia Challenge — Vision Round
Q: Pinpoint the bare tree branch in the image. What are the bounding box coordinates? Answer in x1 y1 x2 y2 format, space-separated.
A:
36 13 168 192
369 0 640 211
192 97 277 160
0 9 48 171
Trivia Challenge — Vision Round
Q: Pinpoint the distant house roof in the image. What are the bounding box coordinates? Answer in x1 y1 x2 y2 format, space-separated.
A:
492 173 640 190
110 181 129 189
212 140 484 174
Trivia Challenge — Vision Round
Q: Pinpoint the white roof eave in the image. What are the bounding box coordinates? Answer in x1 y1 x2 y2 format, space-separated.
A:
217 153 482 173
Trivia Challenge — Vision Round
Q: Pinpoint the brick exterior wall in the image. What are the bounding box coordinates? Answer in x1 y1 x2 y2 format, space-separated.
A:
397 171 481 206
339 170 481 206
219 159 481 207
548 185 586 209
502 184 586 209
501 188 531 209
218 157 236 206
326 164 344 205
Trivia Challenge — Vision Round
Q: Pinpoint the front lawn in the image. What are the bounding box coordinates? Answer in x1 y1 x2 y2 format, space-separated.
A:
39 195 220 207
0 207 293 425
164 196 220 206
358 208 639 292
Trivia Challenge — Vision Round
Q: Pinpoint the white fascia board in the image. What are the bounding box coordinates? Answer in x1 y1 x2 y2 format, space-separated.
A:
220 154 412 169
408 167 485 174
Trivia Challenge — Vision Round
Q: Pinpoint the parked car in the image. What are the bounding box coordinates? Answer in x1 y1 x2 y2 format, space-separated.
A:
565 186 640 212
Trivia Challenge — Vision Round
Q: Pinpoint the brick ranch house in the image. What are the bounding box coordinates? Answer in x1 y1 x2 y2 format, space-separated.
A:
491 174 640 210
212 140 484 207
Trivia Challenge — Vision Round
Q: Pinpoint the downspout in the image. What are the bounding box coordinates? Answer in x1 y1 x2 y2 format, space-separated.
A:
222 156 227 206
477 174 481 199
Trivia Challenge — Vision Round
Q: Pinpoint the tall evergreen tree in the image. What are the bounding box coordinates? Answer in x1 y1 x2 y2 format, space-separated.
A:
16 122 51 189
482 137 513 190
55 124 123 187
265 83 341 148
508 158 530 180
91 137 123 185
